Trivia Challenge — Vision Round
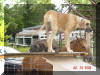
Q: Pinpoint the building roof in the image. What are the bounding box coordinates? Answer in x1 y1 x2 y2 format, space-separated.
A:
23 25 42 30
16 25 42 36
16 30 38 36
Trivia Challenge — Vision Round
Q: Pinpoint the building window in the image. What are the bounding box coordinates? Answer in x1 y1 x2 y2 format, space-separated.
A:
32 35 39 40
25 38 31 45
18 38 23 44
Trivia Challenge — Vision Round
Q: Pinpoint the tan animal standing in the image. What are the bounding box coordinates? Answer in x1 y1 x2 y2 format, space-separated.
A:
34 10 92 52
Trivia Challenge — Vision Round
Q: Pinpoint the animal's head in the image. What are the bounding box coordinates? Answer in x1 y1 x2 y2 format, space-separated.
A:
70 38 87 52
80 19 92 32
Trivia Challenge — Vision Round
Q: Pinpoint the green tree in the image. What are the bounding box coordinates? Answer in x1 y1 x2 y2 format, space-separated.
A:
4 0 55 41
0 0 4 45
67 0 91 4
12 0 51 4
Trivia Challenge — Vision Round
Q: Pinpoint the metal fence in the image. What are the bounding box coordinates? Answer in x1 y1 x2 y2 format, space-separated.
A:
3 56 53 75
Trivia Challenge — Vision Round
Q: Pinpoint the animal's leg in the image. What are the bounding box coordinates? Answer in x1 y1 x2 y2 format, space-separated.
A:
64 31 73 53
47 28 57 52
46 22 50 40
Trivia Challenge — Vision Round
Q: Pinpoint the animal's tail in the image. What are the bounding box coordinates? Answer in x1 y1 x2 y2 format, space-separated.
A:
37 24 46 32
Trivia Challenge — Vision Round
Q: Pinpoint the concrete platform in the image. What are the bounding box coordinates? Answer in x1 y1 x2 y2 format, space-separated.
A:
44 56 96 71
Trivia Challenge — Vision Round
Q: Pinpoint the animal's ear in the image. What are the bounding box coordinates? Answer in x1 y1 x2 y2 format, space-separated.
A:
81 20 85 25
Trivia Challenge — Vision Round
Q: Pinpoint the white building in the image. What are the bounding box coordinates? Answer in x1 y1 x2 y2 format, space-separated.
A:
15 25 41 46
15 25 93 47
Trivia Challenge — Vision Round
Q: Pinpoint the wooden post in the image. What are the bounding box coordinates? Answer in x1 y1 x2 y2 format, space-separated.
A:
31 36 33 44
59 33 62 49
85 32 92 56
15 36 17 45
23 36 25 46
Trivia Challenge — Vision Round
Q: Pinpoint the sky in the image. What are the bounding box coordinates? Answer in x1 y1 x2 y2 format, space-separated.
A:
51 0 65 6
51 0 68 13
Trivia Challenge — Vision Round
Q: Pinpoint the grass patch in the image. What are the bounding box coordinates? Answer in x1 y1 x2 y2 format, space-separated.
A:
4 42 30 52
15 46 30 52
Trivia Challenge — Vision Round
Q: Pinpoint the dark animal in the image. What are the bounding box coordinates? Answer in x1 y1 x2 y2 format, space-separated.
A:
29 40 59 52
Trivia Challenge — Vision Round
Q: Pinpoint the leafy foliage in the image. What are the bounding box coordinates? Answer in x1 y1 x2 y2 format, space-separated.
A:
14 0 51 4
73 4 96 31
4 0 55 40
67 0 91 4
0 0 4 45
